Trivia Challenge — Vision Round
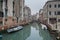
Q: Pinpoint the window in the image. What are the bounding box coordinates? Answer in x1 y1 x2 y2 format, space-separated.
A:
0 12 3 17
13 11 15 16
54 4 57 8
5 9 7 17
58 4 60 8
54 11 56 15
49 18 56 24
13 1 15 16
13 1 15 8
5 19 7 21
49 4 51 8
0 0 3 9
6 0 7 6
57 11 60 15
0 0 3 2
58 19 60 22
12 19 14 21
0 21 3 25
49 11 51 15
1 3 2 8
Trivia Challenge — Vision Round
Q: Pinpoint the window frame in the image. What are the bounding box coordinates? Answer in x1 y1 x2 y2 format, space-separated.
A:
49 4 51 8
57 11 60 15
58 19 60 22
58 4 60 8
54 11 56 15
54 4 57 8
49 11 51 15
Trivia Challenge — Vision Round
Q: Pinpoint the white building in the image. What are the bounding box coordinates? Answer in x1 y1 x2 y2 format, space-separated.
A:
36 13 39 21
43 1 60 32
14 0 24 21
24 6 31 22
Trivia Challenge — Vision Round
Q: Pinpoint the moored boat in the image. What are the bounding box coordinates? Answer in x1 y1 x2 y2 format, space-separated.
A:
7 26 23 33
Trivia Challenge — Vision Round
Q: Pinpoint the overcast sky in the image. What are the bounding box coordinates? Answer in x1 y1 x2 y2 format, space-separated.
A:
25 0 48 15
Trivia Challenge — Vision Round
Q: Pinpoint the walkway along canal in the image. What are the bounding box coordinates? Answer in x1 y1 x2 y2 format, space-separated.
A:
0 22 53 40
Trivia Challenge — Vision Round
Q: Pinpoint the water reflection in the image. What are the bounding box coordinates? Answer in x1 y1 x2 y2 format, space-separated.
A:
2 24 31 40
0 38 2 40
26 23 43 40
39 24 53 40
23 24 31 40
0 33 2 40
1 23 53 40
31 23 39 30
26 26 43 40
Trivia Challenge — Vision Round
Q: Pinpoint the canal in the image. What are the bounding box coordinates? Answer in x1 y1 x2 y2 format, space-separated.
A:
0 23 53 40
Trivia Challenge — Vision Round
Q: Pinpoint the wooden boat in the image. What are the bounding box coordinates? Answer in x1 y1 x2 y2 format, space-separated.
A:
7 26 23 33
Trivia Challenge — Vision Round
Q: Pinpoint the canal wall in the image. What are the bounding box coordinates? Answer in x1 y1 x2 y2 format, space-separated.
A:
38 20 52 31
0 20 33 31
38 20 60 40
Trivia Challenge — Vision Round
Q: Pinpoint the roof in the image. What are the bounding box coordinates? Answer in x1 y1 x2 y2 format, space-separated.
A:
24 6 31 11
43 0 60 8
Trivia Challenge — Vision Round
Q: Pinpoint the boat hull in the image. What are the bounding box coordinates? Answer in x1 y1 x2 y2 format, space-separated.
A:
7 26 23 33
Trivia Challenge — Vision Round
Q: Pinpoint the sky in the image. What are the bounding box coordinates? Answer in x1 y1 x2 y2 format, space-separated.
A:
25 0 48 15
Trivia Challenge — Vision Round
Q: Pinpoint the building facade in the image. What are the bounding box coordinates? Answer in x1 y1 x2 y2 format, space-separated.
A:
24 6 31 23
36 13 39 21
0 0 3 26
31 14 37 21
0 0 25 27
2 0 17 27
43 1 60 32
39 9 44 23
14 0 24 23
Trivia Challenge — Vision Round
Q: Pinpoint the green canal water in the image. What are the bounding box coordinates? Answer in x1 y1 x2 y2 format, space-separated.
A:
0 23 53 40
